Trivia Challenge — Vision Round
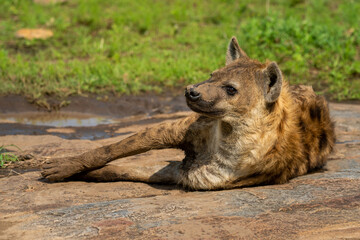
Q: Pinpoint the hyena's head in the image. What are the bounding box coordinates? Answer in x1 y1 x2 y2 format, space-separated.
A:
185 37 283 118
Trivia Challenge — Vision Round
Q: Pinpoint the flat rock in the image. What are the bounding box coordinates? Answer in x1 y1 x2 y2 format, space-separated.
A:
0 103 359 239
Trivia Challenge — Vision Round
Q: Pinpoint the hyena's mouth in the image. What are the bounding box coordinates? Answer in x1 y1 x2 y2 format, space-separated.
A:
186 99 224 116
184 88 224 116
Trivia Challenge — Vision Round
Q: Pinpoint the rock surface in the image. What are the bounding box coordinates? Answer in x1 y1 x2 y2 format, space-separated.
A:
0 103 360 239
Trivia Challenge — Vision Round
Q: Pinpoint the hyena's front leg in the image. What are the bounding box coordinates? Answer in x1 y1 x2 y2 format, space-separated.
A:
41 114 197 182
71 160 181 184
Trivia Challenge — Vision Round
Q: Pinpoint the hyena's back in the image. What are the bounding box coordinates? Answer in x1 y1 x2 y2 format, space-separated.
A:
290 85 335 170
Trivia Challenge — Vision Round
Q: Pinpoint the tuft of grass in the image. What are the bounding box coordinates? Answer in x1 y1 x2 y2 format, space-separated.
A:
0 144 21 168
0 0 359 103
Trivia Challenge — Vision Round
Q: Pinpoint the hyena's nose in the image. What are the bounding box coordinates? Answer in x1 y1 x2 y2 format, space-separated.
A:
185 87 201 102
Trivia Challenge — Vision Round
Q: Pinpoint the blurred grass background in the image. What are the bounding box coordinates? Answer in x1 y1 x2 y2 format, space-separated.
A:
0 0 359 106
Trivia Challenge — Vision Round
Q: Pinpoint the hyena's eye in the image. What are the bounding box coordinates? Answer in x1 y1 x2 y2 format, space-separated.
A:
223 85 237 96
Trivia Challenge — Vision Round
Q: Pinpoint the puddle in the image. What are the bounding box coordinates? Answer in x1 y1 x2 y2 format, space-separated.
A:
0 112 142 140
0 112 116 127
0 111 186 140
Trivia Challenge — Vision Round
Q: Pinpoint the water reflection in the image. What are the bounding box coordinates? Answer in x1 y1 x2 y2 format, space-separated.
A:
0 112 115 127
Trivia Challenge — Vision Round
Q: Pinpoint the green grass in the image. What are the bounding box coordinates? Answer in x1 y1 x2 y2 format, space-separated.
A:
0 145 20 168
0 0 359 105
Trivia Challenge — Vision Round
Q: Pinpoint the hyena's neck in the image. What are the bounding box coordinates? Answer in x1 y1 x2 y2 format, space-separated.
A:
218 93 291 166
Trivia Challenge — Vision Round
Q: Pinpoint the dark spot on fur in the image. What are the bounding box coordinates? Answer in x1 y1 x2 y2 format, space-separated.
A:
157 127 164 134
277 122 283 133
298 118 306 132
297 118 312 172
206 166 222 178
127 139 135 144
103 145 112 154
291 85 302 91
218 147 232 160
319 131 328 151
221 121 233 137
184 118 192 124
309 105 322 121
217 160 229 170
140 132 146 137
293 166 300 177
282 109 287 121
304 143 311 171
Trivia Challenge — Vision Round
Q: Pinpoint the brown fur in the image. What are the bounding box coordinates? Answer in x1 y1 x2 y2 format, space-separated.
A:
42 37 335 190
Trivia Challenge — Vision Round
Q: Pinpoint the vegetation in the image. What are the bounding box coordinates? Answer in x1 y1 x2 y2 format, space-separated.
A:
0 0 359 105
0 145 20 168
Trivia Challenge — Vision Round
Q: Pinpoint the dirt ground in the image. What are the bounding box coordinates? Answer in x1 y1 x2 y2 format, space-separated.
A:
0 95 360 239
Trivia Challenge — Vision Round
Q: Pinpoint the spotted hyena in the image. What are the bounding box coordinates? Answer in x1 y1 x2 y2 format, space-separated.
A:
42 37 335 190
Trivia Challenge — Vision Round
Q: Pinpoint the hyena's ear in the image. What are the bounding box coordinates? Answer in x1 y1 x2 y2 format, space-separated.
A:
226 36 248 65
261 62 283 103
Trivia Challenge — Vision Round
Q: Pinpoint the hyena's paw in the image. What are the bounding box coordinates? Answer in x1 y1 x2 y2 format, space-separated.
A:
41 156 84 182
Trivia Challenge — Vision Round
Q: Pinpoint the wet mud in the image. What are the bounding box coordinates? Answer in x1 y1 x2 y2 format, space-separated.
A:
0 93 189 140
